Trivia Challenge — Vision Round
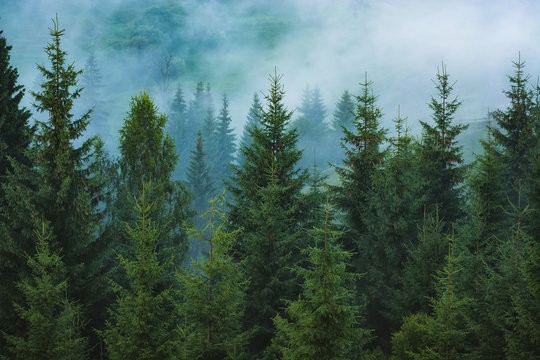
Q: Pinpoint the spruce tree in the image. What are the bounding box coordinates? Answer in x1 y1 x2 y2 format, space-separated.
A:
0 18 108 353
419 63 468 225
187 131 216 217
214 94 236 184
0 27 34 346
361 107 424 350
2 221 87 360
492 55 536 206
238 93 262 165
102 185 180 360
274 191 367 360
0 29 33 180
81 50 109 139
169 84 189 179
331 90 355 134
111 90 191 275
228 71 306 358
179 195 247 360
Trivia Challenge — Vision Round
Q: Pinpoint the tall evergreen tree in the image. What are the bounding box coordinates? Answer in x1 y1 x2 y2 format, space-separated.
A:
331 90 355 134
169 84 189 180
238 93 262 165
2 222 87 360
102 185 180 360
179 195 247 360
187 131 216 217
0 29 33 180
360 107 424 350
112 90 191 272
214 94 236 185
228 71 306 358
0 27 34 346
492 55 536 206
419 63 468 225
274 192 368 360
0 19 108 353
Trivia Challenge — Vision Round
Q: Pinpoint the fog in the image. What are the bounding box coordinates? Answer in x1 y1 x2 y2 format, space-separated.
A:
2 0 540 154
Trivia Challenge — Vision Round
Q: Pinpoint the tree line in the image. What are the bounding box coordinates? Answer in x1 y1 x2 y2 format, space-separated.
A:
1 19 539 360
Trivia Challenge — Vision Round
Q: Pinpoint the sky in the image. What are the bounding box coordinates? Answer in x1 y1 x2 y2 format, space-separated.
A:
1 0 540 149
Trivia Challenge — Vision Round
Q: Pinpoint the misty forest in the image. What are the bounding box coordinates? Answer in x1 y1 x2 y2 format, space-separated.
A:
1 1 539 359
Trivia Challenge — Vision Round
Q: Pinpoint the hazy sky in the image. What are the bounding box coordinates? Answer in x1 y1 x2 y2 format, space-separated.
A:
2 0 540 145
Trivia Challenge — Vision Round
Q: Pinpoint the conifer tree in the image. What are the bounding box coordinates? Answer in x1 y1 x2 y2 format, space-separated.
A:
202 106 218 172
179 195 247 360
331 90 355 134
169 84 189 179
401 209 448 316
492 55 536 206
103 185 180 360
0 19 108 353
0 27 34 345
333 73 386 244
274 191 367 360
238 93 262 165
111 90 191 274
0 29 33 180
293 85 330 170
419 63 468 225
187 131 216 217
360 107 424 349
228 71 306 358
214 94 236 184
2 221 87 360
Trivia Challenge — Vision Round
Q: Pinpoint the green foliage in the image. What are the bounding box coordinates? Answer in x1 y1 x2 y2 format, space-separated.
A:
214 94 236 184
360 108 424 350
102 185 180 360
228 71 306 358
179 194 247 360
238 93 262 165
275 194 368 360
186 131 216 216
419 63 468 224
2 221 87 360
492 55 536 206
332 90 355 134
0 29 33 180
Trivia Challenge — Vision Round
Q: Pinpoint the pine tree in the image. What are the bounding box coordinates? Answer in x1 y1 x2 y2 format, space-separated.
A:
360 107 424 350
187 131 216 217
331 90 355 134
0 27 34 347
102 185 180 360
293 85 330 170
2 221 87 360
419 63 468 225
228 71 306 358
0 29 33 180
169 84 189 179
202 106 218 173
492 55 536 206
214 94 236 185
179 195 247 360
274 191 368 360
112 90 191 273
1 18 108 353
238 93 262 165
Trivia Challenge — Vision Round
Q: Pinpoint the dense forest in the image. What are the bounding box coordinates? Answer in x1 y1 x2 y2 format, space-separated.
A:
1 2 540 360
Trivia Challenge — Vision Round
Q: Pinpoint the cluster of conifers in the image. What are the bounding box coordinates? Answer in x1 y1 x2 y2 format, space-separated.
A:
1 20 539 360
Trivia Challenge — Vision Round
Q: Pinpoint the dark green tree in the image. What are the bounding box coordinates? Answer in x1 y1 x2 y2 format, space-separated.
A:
179 195 247 360
169 84 189 179
419 63 468 225
492 55 536 206
237 93 262 165
186 131 216 217
0 29 33 180
360 107 424 350
228 71 306 358
274 192 368 360
1 19 108 353
0 27 34 346
214 94 236 184
331 90 355 134
2 222 87 360
102 185 180 360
